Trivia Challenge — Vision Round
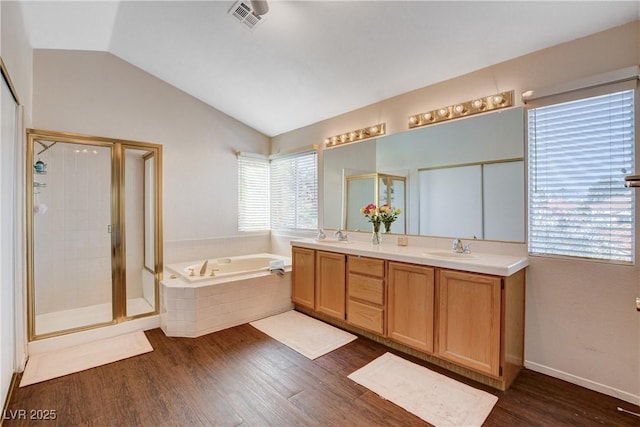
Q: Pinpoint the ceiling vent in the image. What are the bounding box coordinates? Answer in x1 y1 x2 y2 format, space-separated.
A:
229 1 265 31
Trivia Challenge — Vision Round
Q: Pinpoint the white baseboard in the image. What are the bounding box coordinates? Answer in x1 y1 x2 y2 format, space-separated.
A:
525 360 640 406
27 316 160 357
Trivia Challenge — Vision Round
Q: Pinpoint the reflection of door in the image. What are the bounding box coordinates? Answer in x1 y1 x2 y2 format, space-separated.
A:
345 173 406 232
27 130 162 340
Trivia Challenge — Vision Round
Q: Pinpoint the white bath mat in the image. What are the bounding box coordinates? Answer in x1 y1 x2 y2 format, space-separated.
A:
348 352 498 427
250 310 357 359
20 331 153 387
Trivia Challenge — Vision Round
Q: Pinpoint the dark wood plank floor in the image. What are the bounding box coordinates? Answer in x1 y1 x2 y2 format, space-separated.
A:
4 322 639 426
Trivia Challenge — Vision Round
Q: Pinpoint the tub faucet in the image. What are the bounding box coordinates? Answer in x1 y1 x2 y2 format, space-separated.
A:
199 260 208 276
334 229 348 241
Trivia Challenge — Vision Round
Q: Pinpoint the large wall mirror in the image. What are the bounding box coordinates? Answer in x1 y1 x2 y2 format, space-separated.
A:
323 107 525 242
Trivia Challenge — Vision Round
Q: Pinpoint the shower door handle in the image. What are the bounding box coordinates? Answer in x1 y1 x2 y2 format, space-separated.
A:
108 224 112 234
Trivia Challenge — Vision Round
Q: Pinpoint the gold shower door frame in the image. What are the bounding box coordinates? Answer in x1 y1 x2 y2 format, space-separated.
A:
26 129 163 341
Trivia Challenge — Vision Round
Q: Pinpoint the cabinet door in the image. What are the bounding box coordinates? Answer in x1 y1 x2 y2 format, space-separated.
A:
316 251 346 319
438 269 501 377
291 247 315 309
387 262 435 353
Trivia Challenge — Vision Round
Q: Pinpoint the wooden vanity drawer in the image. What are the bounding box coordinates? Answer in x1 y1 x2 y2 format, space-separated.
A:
348 256 385 278
347 300 384 335
348 274 384 305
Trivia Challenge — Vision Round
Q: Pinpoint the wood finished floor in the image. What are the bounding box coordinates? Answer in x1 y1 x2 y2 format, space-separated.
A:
5 323 639 427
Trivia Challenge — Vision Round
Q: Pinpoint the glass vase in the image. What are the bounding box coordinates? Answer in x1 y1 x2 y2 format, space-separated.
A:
384 222 392 233
371 224 382 245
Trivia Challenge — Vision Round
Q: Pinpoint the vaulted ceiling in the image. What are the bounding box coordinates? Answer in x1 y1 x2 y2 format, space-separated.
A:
18 1 640 136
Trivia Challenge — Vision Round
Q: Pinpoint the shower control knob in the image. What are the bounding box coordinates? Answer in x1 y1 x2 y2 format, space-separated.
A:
34 159 46 173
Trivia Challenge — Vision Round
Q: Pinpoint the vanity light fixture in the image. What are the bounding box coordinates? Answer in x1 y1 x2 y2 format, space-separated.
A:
408 90 513 129
324 123 386 147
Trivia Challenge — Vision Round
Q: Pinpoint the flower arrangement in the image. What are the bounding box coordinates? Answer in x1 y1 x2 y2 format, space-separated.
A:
360 203 382 232
379 204 402 233
360 203 402 234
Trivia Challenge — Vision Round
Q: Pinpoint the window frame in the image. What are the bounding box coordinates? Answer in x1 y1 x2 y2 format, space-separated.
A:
525 81 637 264
237 149 319 233
269 150 318 232
237 154 270 232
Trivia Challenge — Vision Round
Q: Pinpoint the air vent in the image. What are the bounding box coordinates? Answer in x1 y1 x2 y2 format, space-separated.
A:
229 1 265 31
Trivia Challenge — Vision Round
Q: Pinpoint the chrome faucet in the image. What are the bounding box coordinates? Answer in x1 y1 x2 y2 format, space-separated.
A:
316 229 327 240
452 238 472 254
334 229 348 241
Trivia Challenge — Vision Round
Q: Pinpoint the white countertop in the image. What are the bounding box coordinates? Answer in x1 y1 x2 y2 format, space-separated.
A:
291 238 528 277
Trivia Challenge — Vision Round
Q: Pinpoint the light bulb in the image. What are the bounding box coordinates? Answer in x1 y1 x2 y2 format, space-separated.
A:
423 112 432 121
409 116 417 125
370 126 378 134
453 104 465 114
437 108 449 118
340 134 347 142
471 99 484 109
492 94 504 105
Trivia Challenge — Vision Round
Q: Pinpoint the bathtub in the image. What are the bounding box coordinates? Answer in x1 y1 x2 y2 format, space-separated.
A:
166 253 290 282
160 253 292 338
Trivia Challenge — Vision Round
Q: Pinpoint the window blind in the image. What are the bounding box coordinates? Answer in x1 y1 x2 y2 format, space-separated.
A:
270 151 318 230
237 155 270 231
528 89 635 262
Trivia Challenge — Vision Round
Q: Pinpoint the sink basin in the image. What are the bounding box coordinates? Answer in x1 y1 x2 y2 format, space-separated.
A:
422 250 478 259
313 240 355 244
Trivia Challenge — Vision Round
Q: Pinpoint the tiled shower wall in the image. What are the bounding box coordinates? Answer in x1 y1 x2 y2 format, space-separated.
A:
33 143 145 315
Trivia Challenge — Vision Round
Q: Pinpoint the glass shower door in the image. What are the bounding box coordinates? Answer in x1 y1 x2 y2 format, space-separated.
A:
32 141 114 336
123 146 157 318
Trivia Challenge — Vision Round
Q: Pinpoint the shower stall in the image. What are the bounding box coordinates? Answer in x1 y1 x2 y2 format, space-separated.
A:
26 129 162 340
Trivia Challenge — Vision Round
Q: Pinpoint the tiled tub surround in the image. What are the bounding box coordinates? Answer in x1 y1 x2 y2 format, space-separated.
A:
160 254 292 337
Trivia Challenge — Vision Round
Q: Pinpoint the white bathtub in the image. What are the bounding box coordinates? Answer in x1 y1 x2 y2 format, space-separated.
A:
166 253 290 283
160 253 292 337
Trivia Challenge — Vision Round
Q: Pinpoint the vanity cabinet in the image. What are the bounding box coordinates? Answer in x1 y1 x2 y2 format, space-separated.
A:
291 247 315 309
290 241 526 391
387 262 435 353
315 251 346 320
346 256 386 334
437 270 502 376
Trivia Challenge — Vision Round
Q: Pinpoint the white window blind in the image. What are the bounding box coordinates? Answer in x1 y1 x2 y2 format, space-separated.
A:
237 155 270 231
528 88 635 262
270 151 318 230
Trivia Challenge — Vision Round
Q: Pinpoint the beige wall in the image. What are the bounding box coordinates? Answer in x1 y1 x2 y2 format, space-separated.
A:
273 21 640 404
0 0 32 409
32 49 271 254
1 1 32 123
